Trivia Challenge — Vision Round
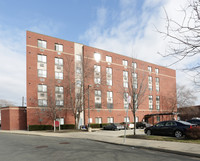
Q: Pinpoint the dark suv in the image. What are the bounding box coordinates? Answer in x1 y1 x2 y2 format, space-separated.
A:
187 118 200 126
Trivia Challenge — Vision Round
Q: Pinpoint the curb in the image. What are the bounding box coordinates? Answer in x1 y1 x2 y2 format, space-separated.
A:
91 139 200 159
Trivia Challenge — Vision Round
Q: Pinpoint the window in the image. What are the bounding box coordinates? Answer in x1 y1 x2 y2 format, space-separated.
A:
95 117 102 124
55 44 63 52
94 78 101 84
106 56 112 63
107 91 113 109
149 95 153 109
38 85 47 92
107 91 113 99
95 90 101 97
148 66 152 72
55 72 63 80
157 116 160 122
55 58 63 66
132 62 137 69
156 78 160 92
95 90 101 108
107 117 114 123
123 82 128 88
76 80 82 87
56 100 64 106
76 67 82 74
124 93 129 109
55 86 63 93
136 116 139 122
38 40 47 48
132 73 137 89
124 117 130 122
106 68 112 75
123 71 128 77
107 79 112 86
156 96 160 110
106 68 112 86
38 69 47 78
94 65 101 73
94 53 101 62
155 68 159 74
38 55 47 63
123 71 128 88
38 100 47 106
76 55 81 61
122 60 128 66
88 118 92 123
148 76 152 91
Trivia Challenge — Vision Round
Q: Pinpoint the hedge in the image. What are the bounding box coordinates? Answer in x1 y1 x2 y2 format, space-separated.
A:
29 125 53 131
185 127 200 139
60 124 75 129
90 123 108 128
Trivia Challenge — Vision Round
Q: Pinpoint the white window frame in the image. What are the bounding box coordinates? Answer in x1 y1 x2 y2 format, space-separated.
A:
55 43 63 52
122 60 128 66
38 40 47 49
148 66 152 72
38 84 47 92
55 72 63 80
55 58 63 66
38 55 47 63
106 56 112 63
132 62 137 69
107 117 114 123
94 53 101 62
38 69 47 78
95 117 102 124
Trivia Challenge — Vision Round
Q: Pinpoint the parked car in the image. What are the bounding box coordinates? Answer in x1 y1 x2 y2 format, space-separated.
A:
121 122 134 129
144 120 196 138
187 118 200 126
103 123 125 130
136 122 151 129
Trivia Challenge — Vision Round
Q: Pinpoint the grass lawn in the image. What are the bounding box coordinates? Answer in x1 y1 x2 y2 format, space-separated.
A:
126 134 200 144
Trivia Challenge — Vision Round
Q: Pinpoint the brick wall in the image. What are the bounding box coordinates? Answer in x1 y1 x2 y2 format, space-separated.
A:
1 107 27 130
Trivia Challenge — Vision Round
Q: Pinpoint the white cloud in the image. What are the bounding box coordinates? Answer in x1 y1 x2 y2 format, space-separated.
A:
0 19 60 106
81 0 200 105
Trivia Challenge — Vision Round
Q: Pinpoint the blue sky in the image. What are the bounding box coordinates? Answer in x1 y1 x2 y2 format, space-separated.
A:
0 0 199 105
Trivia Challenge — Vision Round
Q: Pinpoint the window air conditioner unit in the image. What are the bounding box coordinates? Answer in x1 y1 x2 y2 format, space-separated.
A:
40 63 44 67
57 66 61 70
40 93 45 97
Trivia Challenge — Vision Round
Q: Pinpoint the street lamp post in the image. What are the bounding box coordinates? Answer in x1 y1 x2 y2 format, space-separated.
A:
88 85 92 128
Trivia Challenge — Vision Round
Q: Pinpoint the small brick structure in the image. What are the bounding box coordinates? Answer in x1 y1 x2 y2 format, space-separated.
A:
1 106 27 130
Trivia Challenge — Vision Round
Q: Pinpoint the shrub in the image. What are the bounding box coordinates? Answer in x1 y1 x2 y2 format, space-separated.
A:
29 125 53 131
185 127 200 139
60 124 75 129
90 123 108 128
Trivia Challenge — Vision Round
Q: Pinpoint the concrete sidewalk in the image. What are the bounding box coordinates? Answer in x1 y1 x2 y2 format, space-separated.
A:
1 129 200 158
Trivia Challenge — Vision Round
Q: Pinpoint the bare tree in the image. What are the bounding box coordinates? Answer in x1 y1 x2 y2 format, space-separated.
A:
157 0 200 87
64 55 94 129
177 84 197 108
0 99 14 107
178 106 200 120
124 62 148 135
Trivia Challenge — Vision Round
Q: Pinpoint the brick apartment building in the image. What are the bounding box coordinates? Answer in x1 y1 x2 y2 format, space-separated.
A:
26 31 177 128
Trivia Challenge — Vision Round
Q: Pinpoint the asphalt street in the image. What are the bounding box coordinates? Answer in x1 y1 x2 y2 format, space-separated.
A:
0 133 199 161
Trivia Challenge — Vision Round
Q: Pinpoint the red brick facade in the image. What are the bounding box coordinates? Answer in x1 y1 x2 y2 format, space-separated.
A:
1 107 27 130
26 31 177 127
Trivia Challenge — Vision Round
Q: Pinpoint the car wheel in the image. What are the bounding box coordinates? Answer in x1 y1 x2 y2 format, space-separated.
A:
174 130 183 138
146 130 151 135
